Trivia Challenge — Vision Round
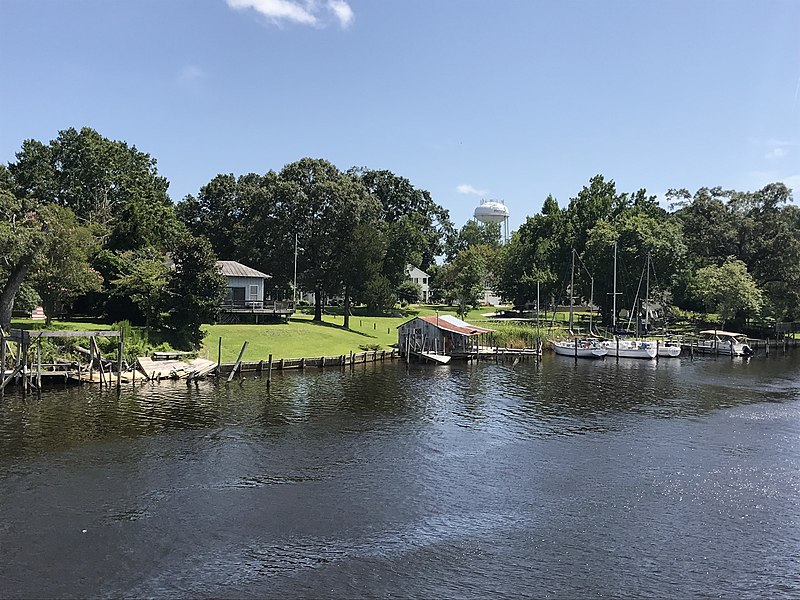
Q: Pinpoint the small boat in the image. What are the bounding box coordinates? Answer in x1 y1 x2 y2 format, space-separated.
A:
693 330 754 356
553 338 608 358
601 338 657 359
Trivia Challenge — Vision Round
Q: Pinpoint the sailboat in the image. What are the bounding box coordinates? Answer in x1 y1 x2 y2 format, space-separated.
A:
552 249 608 358
600 243 657 359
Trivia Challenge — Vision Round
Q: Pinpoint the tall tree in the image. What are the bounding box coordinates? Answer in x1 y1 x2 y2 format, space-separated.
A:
30 205 102 326
167 233 227 348
691 257 763 327
279 159 381 321
349 168 453 295
9 126 178 251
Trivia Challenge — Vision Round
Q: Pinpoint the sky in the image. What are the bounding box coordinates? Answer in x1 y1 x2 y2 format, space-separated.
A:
1 0 799 231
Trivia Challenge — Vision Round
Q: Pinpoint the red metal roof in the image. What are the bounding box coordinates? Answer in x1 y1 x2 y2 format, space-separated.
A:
417 315 493 336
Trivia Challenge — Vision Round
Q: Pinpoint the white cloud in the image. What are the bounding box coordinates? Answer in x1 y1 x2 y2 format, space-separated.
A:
765 147 788 160
457 184 488 196
328 0 354 28
225 0 354 28
176 65 207 87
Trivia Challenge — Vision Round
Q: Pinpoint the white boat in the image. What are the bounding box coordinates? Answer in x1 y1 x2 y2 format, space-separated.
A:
553 338 608 358
601 338 657 359
657 340 682 357
693 330 754 356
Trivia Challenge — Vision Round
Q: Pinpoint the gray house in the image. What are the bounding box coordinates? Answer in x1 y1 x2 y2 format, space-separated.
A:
217 261 294 323
218 261 271 308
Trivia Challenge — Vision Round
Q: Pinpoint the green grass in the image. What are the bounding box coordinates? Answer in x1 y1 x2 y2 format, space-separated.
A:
9 304 584 363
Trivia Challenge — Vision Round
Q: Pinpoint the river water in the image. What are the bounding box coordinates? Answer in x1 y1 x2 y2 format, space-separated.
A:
1 351 799 598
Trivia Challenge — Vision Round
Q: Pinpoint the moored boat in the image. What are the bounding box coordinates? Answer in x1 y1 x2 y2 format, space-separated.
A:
553 338 608 358
692 330 754 356
601 338 657 359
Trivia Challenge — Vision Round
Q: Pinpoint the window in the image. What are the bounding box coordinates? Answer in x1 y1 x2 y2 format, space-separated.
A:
249 284 259 300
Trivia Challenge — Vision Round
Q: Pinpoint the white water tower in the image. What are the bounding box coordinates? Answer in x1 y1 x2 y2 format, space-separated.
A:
473 199 510 243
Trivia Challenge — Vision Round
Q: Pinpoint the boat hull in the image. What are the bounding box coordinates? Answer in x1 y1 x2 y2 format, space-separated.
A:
657 344 682 358
553 342 608 358
601 340 657 359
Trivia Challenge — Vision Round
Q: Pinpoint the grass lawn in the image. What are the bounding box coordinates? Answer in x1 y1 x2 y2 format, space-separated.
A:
10 304 572 363
201 305 521 362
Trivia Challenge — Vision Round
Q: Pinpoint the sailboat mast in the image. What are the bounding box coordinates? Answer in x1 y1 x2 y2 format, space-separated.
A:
569 248 575 332
645 252 651 332
612 242 617 332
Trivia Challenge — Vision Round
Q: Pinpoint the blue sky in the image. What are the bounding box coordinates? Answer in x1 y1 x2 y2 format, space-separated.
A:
1 0 798 230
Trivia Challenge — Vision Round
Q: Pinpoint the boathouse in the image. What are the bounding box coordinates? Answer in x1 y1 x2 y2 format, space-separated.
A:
397 315 493 358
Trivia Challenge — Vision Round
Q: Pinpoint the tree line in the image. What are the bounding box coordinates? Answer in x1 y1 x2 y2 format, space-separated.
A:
1 127 797 348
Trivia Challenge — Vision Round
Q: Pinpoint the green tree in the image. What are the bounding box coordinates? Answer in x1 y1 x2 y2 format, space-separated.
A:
496 194 568 308
9 127 178 251
167 234 227 348
349 168 453 271
446 219 501 261
396 280 422 305
30 205 102 326
279 159 381 321
111 249 170 331
451 245 491 318
691 257 763 327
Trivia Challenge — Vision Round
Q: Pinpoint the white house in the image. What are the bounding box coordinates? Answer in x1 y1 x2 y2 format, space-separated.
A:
406 265 430 303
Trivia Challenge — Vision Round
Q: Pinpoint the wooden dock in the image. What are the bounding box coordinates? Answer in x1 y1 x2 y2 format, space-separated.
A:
410 350 451 364
136 356 217 381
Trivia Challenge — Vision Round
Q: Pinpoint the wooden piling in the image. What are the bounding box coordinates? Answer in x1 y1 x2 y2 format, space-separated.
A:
117 330 123 388
267 354 272 390
217 337 222 375
227 341 248 383
36 335 42 389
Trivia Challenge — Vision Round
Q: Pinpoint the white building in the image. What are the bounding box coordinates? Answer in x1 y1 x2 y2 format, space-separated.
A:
406 265 430 303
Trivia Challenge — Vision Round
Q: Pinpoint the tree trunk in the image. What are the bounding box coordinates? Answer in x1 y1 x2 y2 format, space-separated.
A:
343 286 350 330
314 287 322 321
0 255 34 331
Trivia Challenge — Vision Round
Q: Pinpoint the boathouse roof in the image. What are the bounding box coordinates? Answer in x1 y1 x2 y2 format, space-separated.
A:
399 315 493 336
216 260 271 279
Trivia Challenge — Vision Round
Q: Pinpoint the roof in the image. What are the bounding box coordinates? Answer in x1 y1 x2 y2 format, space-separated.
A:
399 314 493 336
406 264 429 278
699 330 745 337
216 261 271 279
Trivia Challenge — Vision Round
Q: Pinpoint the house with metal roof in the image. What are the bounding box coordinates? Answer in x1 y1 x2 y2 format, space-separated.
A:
216 261 294 323
397 314 493 360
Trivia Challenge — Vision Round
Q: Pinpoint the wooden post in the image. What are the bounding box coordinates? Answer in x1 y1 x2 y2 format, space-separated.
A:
300 357 305 370
656 340 660 363
22 333 28 394
217 337 222 375
36 334 42 389
574 337 578 362
117 330 124 388
766 338 770 356
616 337 620 362
267 354 272 390
0 329 5 392
321 356 326 369
227 341 248 383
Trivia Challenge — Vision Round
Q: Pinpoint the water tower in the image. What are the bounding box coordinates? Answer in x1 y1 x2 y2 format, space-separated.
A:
473 199 510 243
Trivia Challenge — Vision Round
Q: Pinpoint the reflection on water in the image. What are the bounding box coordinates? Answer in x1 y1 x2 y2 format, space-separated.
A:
0 351 799 598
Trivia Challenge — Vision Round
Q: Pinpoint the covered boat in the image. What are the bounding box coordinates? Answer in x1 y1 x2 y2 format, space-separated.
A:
694 330 754 356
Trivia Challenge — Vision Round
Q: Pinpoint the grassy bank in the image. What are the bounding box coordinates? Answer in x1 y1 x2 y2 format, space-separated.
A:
8 306 577 364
